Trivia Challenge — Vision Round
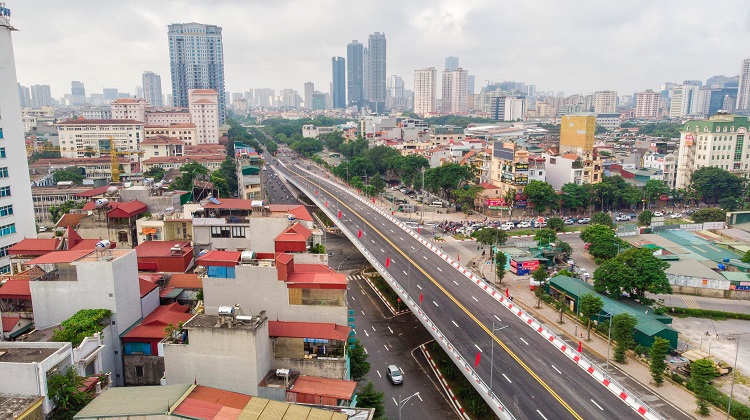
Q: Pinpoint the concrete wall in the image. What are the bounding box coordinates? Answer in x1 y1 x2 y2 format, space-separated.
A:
203 265 347 325
670 285 750 301
542 153 574 190
123 354 164 386
141 288 160 318
273 337 304 358
667 273 731 290
192 217 291 252
120 187 181 216
164 318 271 395
271 357 347 380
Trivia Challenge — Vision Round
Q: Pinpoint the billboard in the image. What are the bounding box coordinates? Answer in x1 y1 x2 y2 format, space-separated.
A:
684 134 694 147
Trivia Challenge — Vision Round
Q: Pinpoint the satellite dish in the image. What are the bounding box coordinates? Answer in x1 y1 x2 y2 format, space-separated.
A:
95 198 109 208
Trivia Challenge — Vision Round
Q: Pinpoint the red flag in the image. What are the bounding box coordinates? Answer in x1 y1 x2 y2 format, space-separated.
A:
474 352 481 367
417 226 421 233
315 190 318 195
457 253 460 262
419 293 423 304
337 210 342 218
385 258 391 268
505 288 509 298
357 230 362 238
325 201 329 207
391 211 394 215
577 341 583 353
372 197 375 203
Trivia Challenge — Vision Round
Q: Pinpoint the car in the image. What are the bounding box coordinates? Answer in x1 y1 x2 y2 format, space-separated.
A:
578 218 591 224
386 365 403 385
653 211 664 217
501 222 515 230
615 215 630 221
670 213 683 219
38 226 48 232
564 218 575 225
517 221 531 228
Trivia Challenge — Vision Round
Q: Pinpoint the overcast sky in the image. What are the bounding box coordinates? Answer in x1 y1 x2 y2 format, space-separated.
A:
9 0 750 100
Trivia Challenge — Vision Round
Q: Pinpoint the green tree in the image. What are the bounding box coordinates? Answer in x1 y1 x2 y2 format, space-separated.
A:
523 180 557 213
171 162 209 192
556 240 573 260
423 163 472 198
649 337 670 386
289 137 324 156
560 182 591 212
369 172 386 196
615 247 671 298
49 200 86 223
534 228 557 246
690 358 718 416
547 217 565 232
357 381 385 418
453 185 483 214
144 166 166 181
310 244 326 254
690 166 744 204
216 157 239 196
473 228 508 248
742 250 750 264
593 258 636 297
590 212 615 228
642 179 670 209
495 251 507 283
319 132 345 152
579 293 604 341
53 166 85 184
266 140 278 155
532 267 549 308
690 208 726 223
580 224 625 260
638 210 653 226
47 367 93 419
349 339 370 381
611 313 638 363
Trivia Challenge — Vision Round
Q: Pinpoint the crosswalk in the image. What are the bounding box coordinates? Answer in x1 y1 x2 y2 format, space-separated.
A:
682 296 701 309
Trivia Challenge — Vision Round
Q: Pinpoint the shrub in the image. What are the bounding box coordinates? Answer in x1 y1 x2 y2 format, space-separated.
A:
51 309 112 347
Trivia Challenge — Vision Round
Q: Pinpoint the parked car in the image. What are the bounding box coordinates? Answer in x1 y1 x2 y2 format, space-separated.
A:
615 215 630 221
670 213 683 219
517 221 531 228
38 226 48 232
386 365 403 385
501 222 515 230
564 218 575 225
653 211 664 217
578 217 591 224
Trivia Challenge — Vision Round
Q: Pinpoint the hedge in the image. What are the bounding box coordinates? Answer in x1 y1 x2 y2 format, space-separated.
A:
667 307 750 321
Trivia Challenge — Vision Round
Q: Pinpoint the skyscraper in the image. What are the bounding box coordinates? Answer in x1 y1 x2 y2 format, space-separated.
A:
142 71 163 107
346 40 364 108
445 56 459 71
304 82 314 110
442 68 468 114
736 58 750 111
414 68 437 117
386 75 406 110
71 81 86 105
0 6 37 273
30 84 52 107
593 90 618 114
332 57 346 109
168 23 226 123
367 32 387 112
634 90 661 119
17 84 30 108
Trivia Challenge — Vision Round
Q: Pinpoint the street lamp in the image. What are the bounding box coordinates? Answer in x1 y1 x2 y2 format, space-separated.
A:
489 322 510 394
725 333 748 420
397 392 421 420
598 312 614 377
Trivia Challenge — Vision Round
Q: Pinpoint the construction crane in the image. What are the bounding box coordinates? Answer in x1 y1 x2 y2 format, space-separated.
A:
25 144 61 158
108 136 143 183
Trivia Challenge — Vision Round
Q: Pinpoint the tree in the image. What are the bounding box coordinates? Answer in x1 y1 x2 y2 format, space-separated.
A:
289 137 324 156
638 210 653 226
144 166 166 181
453 185 483 214
49 200 86 223
642 179 669 209
590 212 615 229
649 337 670 386
171 162 209 192
556 240 573 260
580 224 625 260
495 251 507 284
216 157 239 196
423 163 472 198
53 166 85 185
742 250 750 264
690 208 726 223
560 182 591 212
357 381 385 418
523 180 557 213
349 339 370 381
310 244 326 254
47 367 93 419
615 247 671 298
555 292 567 323
534 228 556 246
611 313 637 363
474 228 508 248
579 293 604 341
532 267 549 308
690 166 744 204
593 258 636 297
547 217 565 232
690 358 718 416
266 140 278 155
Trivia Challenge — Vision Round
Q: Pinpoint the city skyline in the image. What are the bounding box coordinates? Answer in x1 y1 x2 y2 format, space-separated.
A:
8 1 750 99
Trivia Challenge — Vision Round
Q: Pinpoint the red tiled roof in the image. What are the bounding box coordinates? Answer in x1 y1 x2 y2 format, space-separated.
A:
201 198 255 211
275 222 312 243
112 98 143 104
68 239 107 252
2 316 20 333
289 376 356 401
141 136 183 145
108 200 148 218
168 274 202 289
190 89 218 94
0 278 31 299
275 253 293 264
139 273 164 284
142 155 224 164
135 241 192 258
268 204 312 222
57 119 142 125
196 251 241 267
64 226 84 249
9 238 61 256
25 249 93 265
74 186 115 198
268 321 350 341
287 271 347 289
122 303 192 340
172 386 250 419
478 182 500 190
139 279 158 297
562 153 580 160
191 99 216 104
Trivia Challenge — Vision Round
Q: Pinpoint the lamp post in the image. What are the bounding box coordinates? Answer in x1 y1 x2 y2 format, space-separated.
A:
598 311 614 377
726 334 747 420
489 322 509 394
397 392 421 420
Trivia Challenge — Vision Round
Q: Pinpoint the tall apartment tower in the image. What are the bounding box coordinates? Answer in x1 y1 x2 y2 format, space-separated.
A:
442 68 468 114
414 67 437 117
0 7 37 273
142 71 163 107
634 90 661 119
71 81 86 105
367 32 387 112
560 114 596 154
17 84 30 108
346 40 364 108
736 58 750 111
303 82 314 110
445 56 459 71
30 84 52 107
593 90 618 114
331 57 346 109
168 23 226 123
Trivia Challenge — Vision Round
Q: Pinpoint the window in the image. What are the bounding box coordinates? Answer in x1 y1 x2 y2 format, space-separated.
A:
0 223 15 237
0 264 10 275
118 231 128 242
211 226 231 238
0 148 5 158
0 128 2 138
0 244 12 258
0 167 7 178
0 205 12 217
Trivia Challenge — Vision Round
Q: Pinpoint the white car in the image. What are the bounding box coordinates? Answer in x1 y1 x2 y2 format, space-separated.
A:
517 221 531 228
653 211 664 217
670 213 683 219
501 222 515 230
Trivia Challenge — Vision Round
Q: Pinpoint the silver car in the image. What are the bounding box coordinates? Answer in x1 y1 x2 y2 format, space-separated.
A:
386 365 403 385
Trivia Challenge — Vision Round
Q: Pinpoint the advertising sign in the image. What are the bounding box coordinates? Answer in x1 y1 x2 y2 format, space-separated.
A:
684 134 694 147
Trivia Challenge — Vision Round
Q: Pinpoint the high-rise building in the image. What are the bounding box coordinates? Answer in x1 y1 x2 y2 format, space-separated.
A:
366 32 387 112
442 68 468 114
413 67 437 117
346 40 364 108
467 75 475 96
17 83 30 108
560 114 596 154
736 58 750 111
593 90 618 114
303 82 314 110
331 57 346 109
254 88 274 108
669 85 699 118
168 23 226 123
0 7 37 273
135 85 144 98
30 84 52 107
189 89 220 144
489 95 525 121
445 56 459 71
634 90 661 119
386 75 406 110
142 71 163 107
103 88 119 102
71 81 86 105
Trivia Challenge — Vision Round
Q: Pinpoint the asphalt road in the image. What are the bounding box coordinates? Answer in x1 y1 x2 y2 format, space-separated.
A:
273 159 643 420
262 164 298 205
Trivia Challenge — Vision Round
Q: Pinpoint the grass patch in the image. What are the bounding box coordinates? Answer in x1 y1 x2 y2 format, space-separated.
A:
427 341 494 419
665 307 750 321
314 209 334 228
369 274 403 311
685 382 750 419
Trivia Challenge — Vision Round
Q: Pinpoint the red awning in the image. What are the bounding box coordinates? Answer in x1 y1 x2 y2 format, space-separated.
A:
268 321 350 341
196 251 241 267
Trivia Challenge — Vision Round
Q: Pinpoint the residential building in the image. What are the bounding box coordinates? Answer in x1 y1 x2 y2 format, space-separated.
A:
311 92 327 110
0 270 34 338
237 151 262 200
490 141 531 196
593 90 617 114
429 125 465 145
675 114 750 189
141 154 224 173
80 106 111 120
17 83 30 108
303 82 314 110
30 84 53 108
0 8 38 274
445 56 459 71
669 85 700 118
367 32 387 111
141 136 184 160
188 89 220 143
254 88 274 108
346 40 364 108
489 95 525 121
168 23 226 123
76 199 149 248
414 67 437 117
643 152 678 189
144 107 191 125
331 57 346 109
386 74 406 110
442 68 468 114
634 90 661 119
110 98 147 122
56 119 144 158
596 113 621 131
144 123 196 145
560 114 596 154
737 58 750 111
71 81 86 106
31 184 93 225
543 151 603 190
142 71 163 107
30 157 135 189
102 88 119 102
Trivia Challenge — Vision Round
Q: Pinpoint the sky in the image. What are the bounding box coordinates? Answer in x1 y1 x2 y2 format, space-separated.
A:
8 0 750 100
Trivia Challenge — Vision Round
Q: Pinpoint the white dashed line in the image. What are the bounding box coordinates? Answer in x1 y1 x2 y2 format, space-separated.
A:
502 374 511 383
403 270 407 275
371 326 376 331
452 320 459 328
494 315 502 322
437 267 442 272
475 344 482 353
423 255 428 260
551 365 562 374
380 248 384 253
590 400 604 411
519 338 529 346
383 344 389 351
472 296 478 302
453 280 459 285
536 410 548 420
433 301 439 307
377 371 382 378
416 284 422 290
361 311 365 315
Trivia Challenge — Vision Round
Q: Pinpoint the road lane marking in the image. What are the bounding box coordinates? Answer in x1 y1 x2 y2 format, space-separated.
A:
403 270 408 275
418 393 423 402
364 330 369 337
590 399 604 411
351 296 356 301
437 267 442 272
551 365 562 374
393 397 398 406
371 239 375 244
475 344 483 353
452 320 459 328
377 371 382 378
537 410 548 420
372 326 376 331
388 327 393 334
411 246 415 250
364 347 368 354
433 301 439 307
381 248 384 253
423 255 428 260
417 284 422 290
502 373 511 383
494 315 502 322
453 280 459 285
520 337 529 346
399 237 404 241
361 311 365 315
384 344 389 351
472 296 478 302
